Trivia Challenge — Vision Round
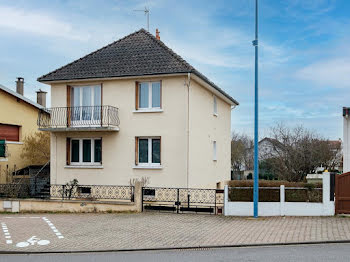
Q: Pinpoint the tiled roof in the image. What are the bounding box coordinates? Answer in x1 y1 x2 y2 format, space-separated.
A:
38 29 238 105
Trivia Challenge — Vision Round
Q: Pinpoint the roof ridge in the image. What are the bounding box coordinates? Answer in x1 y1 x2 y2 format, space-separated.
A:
140 30 194 71
37 29 148 81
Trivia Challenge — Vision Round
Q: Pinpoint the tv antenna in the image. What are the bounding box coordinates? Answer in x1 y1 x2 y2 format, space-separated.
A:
133 7 149 31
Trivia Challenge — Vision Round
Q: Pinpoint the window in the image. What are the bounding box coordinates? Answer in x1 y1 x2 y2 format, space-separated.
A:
0 140 6 158
213 141 217 161
0 124 20 142
213 96 218 116
71 85 101 122
70 138 102 165
136 81 161 110
136 137 161 166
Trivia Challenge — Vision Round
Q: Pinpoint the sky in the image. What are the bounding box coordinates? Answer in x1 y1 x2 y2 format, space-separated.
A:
0 0 349 139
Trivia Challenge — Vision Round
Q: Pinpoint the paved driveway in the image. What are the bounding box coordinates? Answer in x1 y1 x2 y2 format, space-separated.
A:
0 213 350 252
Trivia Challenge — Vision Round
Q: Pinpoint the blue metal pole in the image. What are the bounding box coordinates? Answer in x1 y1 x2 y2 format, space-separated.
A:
253 0 259 218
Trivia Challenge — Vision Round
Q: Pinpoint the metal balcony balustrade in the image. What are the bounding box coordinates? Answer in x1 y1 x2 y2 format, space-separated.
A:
38 106 120 131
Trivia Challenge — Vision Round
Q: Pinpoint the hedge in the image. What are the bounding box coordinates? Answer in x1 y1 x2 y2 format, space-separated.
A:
228 180 322 202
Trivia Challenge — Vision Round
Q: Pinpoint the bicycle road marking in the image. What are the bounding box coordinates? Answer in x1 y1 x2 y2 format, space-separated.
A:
1 222 12 244
42 217 64 239
1 216 65 246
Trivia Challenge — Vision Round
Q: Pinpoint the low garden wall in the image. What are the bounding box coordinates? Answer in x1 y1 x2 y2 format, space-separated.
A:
0 182 142 213
224 172 334 216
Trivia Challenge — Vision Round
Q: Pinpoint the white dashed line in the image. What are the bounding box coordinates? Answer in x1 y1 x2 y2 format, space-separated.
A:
1 222 12 244
42 217 64 239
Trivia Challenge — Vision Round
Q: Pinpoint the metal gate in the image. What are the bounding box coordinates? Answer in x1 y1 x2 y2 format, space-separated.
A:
142 187 224 215
335 172 350 214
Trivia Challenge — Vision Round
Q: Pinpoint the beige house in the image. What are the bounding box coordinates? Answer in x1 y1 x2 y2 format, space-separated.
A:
38 29 238 188
0 78 48 183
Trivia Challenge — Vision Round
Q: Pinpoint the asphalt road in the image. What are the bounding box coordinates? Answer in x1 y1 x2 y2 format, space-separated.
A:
1 243 350 262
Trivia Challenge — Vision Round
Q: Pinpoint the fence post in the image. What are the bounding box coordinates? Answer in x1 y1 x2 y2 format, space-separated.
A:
224 185 228 216
176 189 180 214
62 185 65 200
280 185 285 216
322 172 334 215
322 172 330 204
133 181 143 212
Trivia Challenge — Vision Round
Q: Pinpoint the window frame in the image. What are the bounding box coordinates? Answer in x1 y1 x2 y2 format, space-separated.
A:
136 137 161 167
70 138 102 166
136 81 162 111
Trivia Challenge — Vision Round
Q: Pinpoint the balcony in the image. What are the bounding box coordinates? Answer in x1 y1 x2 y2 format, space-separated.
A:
38 106 120 132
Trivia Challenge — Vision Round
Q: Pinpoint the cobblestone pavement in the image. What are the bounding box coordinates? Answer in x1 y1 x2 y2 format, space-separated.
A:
0 213 350 252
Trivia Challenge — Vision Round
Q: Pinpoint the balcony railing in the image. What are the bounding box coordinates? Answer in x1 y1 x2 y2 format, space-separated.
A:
38 106 120 131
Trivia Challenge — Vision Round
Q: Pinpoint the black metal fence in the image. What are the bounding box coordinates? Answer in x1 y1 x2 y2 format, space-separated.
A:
38 106 120 129
0 183 134 202
142 187 224 214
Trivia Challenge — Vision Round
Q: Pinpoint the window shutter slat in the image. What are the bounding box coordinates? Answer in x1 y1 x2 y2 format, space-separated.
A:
159 80 162 109
100 138 102 164
135 137 139 165
67 85 71 127
135 81 139 110
159 137 161 164
66 137 71 165
100 83 103 126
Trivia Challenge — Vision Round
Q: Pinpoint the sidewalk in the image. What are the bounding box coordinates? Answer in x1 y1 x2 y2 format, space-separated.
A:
1 213 350 252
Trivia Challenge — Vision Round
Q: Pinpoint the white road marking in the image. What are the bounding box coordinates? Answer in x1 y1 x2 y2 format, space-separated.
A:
16 236 50 248
5 217 40 219
1 222 12 244
42 217 64 239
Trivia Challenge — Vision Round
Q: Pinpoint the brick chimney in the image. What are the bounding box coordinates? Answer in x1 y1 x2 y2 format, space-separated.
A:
156 29 160 40
16 77 24 95
36 89 47 107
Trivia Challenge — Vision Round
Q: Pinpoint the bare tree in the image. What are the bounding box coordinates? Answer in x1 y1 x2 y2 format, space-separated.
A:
231 132 253 172
267 124 339 181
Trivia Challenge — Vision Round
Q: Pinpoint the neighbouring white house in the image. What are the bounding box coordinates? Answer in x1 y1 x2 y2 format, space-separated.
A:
37 29 239 188
241 137 282 180
344 107 350 173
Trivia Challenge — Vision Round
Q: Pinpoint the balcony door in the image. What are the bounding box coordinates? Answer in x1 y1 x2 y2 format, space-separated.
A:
71 85 101 126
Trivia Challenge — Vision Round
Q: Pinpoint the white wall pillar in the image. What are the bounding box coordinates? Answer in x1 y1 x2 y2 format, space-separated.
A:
280 185 285 216
322 172 330 204
224 185 228 216
344 116 350 172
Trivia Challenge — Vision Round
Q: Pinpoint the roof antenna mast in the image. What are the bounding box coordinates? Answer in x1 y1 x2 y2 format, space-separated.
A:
133 7 149 31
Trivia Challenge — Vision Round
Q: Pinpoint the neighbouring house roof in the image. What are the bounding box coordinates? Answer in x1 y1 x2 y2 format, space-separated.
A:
38 28 238 105
0 84 46 111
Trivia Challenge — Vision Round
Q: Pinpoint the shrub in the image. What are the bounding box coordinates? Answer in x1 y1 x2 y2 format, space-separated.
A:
228 180 322 202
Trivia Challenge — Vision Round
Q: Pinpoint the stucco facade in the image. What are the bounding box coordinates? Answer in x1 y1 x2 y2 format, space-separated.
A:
48 74 234 188
0 88 46 183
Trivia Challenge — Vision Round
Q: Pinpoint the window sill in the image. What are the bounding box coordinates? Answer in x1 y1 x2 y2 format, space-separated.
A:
5 141 23 145
0 158 8 162
133 166 163 170
65 165 103 169
133 109 163 113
